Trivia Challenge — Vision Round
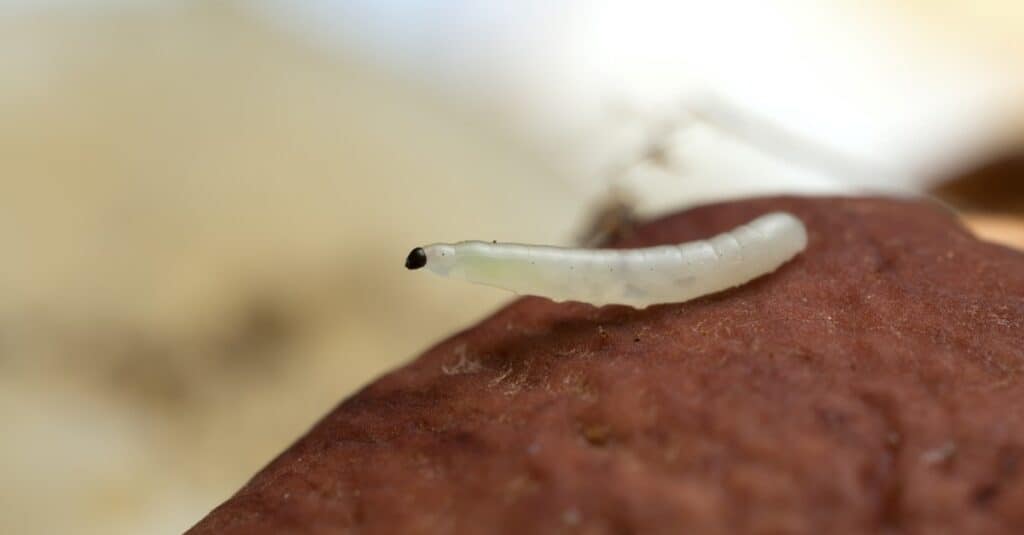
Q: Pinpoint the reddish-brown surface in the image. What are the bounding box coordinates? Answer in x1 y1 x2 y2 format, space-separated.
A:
190 197 1024 535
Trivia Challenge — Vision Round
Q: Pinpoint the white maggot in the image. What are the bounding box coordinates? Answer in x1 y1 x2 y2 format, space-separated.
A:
405 211 807 308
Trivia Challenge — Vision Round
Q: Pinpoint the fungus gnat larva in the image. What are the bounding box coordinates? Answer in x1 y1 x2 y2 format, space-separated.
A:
405 211 807 309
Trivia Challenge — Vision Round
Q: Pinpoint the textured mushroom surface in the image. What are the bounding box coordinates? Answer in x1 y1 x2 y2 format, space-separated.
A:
190 197 1024 535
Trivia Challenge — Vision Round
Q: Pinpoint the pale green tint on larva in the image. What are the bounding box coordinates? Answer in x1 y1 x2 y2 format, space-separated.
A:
405 211 807 308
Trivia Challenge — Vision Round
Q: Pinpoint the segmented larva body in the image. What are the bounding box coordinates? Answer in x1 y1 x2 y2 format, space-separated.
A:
405 211 807 309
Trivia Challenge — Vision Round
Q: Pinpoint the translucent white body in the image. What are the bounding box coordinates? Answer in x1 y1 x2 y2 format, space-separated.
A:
415 211 807 308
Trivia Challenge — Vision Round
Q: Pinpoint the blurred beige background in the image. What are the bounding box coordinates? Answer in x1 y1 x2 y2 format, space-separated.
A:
0 4 581 534
1 1 1022 534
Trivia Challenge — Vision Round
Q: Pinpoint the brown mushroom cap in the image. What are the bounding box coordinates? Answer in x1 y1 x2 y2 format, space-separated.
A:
190 196 1024 535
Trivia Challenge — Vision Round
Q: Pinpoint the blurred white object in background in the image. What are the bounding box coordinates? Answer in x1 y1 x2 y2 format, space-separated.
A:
258 0 1024 215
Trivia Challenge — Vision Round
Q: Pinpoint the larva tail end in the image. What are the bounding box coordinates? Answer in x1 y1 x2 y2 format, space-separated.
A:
405 247 427 270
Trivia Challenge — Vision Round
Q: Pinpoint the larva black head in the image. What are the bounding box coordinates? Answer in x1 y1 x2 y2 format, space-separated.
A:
405 247 427 270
